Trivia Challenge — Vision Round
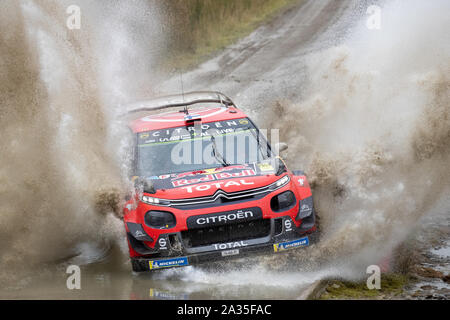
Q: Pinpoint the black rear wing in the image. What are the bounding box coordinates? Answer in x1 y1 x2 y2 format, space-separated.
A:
124 91 236 115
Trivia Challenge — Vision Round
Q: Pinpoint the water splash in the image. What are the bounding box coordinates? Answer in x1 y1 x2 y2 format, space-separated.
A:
0 0 163 283
261 0 450 273
133 0 450 291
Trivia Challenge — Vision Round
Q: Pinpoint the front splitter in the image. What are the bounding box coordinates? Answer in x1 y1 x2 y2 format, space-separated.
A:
131 231 319 272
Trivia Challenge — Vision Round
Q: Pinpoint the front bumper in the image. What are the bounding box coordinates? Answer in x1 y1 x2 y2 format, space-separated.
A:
129 215 318 272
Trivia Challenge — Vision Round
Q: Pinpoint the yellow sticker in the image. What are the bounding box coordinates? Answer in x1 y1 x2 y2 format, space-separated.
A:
204 168 218 175
257 163 274 171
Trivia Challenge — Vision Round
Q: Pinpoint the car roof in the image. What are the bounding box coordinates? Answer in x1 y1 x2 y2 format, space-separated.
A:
125 92 249 133
129 105 249 133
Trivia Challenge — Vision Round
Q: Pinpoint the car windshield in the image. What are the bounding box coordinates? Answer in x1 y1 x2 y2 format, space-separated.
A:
136 118 272 177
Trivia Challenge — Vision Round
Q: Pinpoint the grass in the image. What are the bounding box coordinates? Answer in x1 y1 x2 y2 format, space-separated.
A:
319 274 410 300
160 0 303 71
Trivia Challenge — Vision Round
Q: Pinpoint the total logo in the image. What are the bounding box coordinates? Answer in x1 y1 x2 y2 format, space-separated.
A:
214 241 248 250
182 179 254 193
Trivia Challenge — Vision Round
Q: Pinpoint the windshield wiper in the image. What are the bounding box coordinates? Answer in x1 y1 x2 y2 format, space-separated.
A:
210 134 229 167
246 126 271 159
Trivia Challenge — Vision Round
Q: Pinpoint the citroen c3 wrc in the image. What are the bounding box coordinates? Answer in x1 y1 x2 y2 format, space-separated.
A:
122 91 318 272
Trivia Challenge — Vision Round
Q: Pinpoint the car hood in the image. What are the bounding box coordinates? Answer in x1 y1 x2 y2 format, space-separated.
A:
145 162 282 199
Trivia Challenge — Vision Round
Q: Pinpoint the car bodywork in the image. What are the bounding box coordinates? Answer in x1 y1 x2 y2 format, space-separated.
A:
122 92 318 272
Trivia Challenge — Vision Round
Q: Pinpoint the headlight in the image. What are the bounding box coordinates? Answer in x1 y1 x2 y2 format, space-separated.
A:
270 191 296 212
144 210 176 229
296 196 314 220
268 175 290 191
142 195 170 206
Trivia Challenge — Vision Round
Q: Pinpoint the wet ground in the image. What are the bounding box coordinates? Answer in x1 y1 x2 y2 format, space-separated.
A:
1 0 448 300
315 207 450 300
401 213 450 299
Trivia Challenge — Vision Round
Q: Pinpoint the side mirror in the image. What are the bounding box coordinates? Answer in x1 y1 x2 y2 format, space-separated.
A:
275 142 288 155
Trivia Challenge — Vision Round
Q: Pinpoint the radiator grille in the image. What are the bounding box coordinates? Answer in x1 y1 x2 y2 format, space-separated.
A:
181 219 271 248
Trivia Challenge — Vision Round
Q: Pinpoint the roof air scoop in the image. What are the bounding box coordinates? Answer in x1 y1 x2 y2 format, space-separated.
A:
123 91 236 117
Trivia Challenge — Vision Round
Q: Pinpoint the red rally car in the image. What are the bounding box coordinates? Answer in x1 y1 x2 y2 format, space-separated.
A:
122 91 318 272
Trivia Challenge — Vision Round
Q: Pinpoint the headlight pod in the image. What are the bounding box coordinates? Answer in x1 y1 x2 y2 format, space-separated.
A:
144 210 176 229
142 195 170 206
270 191 296 212
268 175 290 191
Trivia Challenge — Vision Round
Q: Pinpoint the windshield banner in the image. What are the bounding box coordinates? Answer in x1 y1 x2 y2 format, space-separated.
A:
138 118 253 145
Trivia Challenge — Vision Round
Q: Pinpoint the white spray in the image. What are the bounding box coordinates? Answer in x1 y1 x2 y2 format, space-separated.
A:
0 0 163 283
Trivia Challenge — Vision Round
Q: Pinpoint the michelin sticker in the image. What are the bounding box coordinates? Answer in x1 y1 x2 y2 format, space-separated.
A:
149 257 189 270
273 237 309 252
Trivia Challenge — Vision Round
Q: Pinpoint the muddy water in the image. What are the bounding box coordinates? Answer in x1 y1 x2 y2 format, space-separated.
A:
0 0 161 296
1 0 449 299
0 249 332 299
